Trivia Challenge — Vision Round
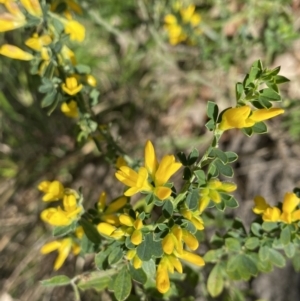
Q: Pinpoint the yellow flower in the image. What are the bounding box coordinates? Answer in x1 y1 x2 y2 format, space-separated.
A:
280 192 300 224
116 156 127 169
115 141 181 200
61 76 83 95
38 180 65 201
115 166 153 196
40 205 81 226
218 106 284 131
178 249 205 267
144 140 182 199
38 181 64 202
156 259 170 294
97 222 117 236
119 213 144 245
61 100 79 118
20 0 42 17
199 179 237 213
60 45 76 65
180 208 204 230
254 193 300 224
41 238 80 270
164 14 187 45
97 192 127 226
248 108 285 123
25 34 52 52
253 196 270 214
162 225 183 255
0 13 26 32
180 5 201 26
0 44 33 60
262 207 281 222
126 249 142 269
86 74 97 87
3 1 25 19
64 20 85 42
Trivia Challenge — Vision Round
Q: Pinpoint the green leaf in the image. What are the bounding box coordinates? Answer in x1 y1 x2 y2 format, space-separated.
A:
41 90 57 108
268 66 280 76
225 238 241 252
252 59 263 71
215 200 225 211
208 163 219 178
77 272 111 291
137 233 163 261
268 249 285 268
80 233 96 254
224 196 239 208
38 81 54 94
242 127 253 137
248 67 261 82
259 88 281 102
275 75 290 84
205 119 215 131
257 97 273 109
262 222 278 232
251 223 262 237
209 148 227 163
207 264 224 297
194 169 206 185
292 251 300 271
129 264 147 284
203 249 222 263
214 159 233 177
235 82 244 101
95 246 114 269
41 275 71 287
227 255 240 272
52 222 77 237
108 247 123 265
75 64 91 74
252 122 267 134
142 259 156 280
245 237 260 250
259 246 269 261
113 266 132 301
52 18 64 34
284 242 295 258
80 219 102 244
187 148 199 165
238 254 258 280
225 151 238 163
206 101 219 122
186 189 199 211
90 89 100 106
280 226 291 246
183 167 192 180
162 200 173 218
231 218 246 234
177 152 187 166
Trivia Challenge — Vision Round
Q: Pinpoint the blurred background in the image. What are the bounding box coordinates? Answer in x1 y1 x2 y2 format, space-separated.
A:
1 0 300 300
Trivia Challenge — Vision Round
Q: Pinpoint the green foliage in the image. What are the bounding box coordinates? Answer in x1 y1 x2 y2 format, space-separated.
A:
1 1 298 301
41 275 71 287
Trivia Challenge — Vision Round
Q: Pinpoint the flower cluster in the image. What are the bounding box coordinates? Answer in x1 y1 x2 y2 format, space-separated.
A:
38 180 82 226
115 140 182 201
199 178 237 213
41 226 83 270
0 0 97 120
157 225 204 293
164 3 201 45
253 192 300 224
